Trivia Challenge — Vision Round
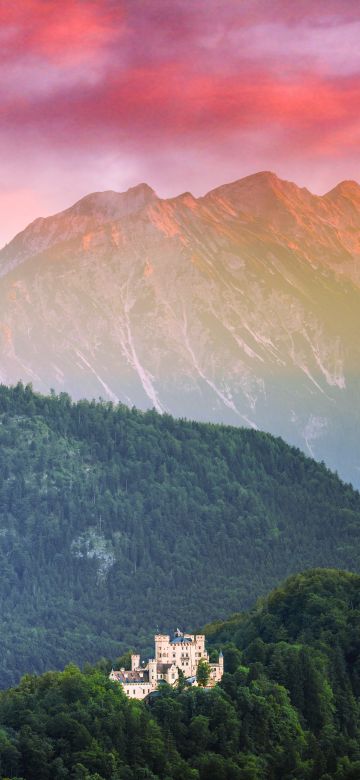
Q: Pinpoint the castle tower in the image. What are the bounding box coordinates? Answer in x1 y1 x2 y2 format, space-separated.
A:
148 658 157 688
131 654 140 671
195 634 206 657
154 634 170 662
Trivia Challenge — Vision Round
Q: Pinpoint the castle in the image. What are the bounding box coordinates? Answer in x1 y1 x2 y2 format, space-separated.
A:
109 629 224 699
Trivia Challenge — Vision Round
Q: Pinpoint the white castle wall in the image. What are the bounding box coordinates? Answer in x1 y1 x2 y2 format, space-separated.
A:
110 631 223 700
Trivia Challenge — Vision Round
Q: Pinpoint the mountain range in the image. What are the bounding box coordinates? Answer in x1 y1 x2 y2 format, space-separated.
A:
1 172 360 484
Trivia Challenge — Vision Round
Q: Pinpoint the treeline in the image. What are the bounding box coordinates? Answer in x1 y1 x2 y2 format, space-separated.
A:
0 569 359 779
0 383 360 686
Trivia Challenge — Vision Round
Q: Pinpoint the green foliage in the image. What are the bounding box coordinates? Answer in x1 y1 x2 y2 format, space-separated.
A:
176 668 187 692
1 383 360 687
208 569 360 779
0 664 172 779
196 660 211 688
0 570 359 777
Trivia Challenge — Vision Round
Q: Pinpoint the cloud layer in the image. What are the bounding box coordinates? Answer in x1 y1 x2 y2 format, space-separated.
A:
1 0 359 244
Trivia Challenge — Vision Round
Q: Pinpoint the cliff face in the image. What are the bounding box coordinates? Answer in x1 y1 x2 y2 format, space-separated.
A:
1 172 360 484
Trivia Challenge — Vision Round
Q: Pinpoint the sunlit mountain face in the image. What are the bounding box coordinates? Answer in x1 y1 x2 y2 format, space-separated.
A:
0 171 360 485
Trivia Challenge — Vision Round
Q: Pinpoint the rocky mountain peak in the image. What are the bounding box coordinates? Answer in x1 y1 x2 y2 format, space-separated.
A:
201 171 316 233
324 180 360 204
63 182 158 220
0 182 158 277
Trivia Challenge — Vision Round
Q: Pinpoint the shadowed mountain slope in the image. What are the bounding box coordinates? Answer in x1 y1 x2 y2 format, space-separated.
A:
1 384 360 687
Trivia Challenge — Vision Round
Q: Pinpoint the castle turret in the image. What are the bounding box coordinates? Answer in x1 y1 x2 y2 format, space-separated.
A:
219 651 224 674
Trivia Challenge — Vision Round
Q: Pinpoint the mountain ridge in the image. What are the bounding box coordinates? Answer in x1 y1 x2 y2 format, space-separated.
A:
0 171 360 484
2 170 360 261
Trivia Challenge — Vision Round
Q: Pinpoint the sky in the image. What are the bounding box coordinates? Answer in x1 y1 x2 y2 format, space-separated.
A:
1 0 360 246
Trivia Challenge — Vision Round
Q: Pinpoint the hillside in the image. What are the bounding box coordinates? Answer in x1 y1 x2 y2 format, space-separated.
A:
0 569 359 779
0 173 360 484
1 383 360 688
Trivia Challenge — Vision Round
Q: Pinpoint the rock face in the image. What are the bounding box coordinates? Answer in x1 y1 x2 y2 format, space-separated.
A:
1 172 360 485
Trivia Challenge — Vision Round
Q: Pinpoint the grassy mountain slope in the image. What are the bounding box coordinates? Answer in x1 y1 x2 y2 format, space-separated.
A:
0 569 359 779
1 383 360 687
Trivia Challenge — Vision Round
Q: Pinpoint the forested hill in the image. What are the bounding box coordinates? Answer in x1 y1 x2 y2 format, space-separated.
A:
0 569 359 779
1 383 360 687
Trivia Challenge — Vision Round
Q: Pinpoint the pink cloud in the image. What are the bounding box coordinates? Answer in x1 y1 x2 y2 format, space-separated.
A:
2 62 358 147
0 0 359 245
0 0 124 65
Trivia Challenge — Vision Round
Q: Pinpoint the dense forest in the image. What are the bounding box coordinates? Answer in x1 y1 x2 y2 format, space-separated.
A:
1 383 360 687
0 569 359 779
